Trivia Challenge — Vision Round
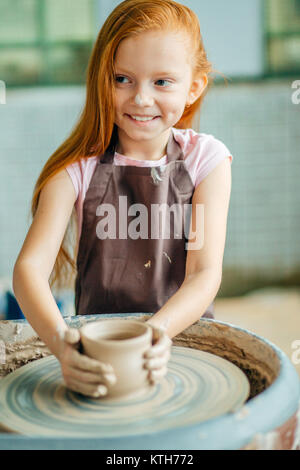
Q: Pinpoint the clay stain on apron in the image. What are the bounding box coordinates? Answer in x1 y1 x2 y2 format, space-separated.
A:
150 167 163 185
163 252 172 263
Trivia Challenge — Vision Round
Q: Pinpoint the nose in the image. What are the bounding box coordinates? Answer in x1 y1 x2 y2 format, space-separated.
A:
134 92 154 107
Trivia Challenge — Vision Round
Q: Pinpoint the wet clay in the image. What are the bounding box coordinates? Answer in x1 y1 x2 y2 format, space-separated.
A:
0 321 50 378
0 336 50 379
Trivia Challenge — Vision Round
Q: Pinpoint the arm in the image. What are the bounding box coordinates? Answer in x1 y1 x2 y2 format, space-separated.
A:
13 169 116 397
12 169 77 358
147 157 232 338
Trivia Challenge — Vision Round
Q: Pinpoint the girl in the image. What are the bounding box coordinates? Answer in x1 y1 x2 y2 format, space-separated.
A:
13 0 232 398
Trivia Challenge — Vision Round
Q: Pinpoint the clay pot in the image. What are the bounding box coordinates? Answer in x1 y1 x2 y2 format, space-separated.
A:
80 319 152 398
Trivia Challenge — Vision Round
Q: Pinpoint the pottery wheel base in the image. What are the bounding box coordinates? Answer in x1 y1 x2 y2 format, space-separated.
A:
0 346 250 437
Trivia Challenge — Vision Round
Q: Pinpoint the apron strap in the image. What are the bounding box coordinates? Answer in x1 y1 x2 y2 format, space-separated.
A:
166 129 184 163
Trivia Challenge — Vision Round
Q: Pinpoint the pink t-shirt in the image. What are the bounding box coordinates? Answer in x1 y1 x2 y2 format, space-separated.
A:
66 128 233 241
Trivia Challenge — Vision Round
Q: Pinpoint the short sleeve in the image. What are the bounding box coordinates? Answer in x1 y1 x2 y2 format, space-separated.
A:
194 137 233 187
65 161 82 201
64 157 98 241
172 129 233 189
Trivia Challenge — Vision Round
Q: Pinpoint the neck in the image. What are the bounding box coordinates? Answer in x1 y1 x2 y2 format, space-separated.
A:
115 128 172 161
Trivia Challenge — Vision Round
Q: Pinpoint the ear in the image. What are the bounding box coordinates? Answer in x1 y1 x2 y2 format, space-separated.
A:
187 74 208 106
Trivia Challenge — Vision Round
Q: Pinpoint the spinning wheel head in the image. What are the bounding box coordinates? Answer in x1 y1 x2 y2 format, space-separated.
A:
0 346 249 437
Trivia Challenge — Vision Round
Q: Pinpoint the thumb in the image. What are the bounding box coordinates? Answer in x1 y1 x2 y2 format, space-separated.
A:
150 317 171 342
64 328 81 345
159 317 170 333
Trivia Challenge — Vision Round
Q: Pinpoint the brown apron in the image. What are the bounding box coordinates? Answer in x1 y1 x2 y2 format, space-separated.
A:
75 127 214 319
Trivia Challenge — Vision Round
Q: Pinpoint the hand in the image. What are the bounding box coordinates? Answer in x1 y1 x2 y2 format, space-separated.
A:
144 324 172 384
59 328 117 398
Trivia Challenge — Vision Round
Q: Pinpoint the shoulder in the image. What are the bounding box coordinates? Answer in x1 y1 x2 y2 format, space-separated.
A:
172 128 233 187
65 155 98 177
172 127 232 159
65 156 98 200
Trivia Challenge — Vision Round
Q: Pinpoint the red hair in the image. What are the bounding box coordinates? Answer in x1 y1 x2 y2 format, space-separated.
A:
31 0 213 289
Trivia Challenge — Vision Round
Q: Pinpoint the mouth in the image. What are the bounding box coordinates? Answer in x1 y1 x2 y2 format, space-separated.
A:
125 114 161 125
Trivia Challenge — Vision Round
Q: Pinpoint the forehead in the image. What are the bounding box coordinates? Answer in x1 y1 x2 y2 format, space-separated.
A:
114 30 191 73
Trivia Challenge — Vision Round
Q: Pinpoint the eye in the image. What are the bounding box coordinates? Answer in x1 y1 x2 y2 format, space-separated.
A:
156 79 172 87
115 75 129 84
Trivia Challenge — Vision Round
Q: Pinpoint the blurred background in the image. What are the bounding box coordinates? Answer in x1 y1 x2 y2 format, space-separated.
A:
0 0 299 372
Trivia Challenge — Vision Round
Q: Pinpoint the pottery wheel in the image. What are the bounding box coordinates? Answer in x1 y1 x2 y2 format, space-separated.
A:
0 346 250 436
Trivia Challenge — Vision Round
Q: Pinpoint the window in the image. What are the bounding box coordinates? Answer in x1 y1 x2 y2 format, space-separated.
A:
265 0 300 75
0 0 96 86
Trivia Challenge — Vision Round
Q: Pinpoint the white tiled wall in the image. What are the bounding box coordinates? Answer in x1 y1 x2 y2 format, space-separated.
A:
198 79 300 280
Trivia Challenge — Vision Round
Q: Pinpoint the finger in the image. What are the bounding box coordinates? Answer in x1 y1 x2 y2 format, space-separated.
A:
64 328 80 345
149 326 160 343
144 336 172 359
69 349 115 375
66 366 117 386
149 325 166 344
144 349 171 370
148 321 170 339
66 379 108 398
159 317 171 332
101 373 117 387
149 366 168 384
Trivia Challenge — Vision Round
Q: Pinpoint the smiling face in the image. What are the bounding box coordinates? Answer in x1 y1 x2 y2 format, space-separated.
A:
113 30 206 158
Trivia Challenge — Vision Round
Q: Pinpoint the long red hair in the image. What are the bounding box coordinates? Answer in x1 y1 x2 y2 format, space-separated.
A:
31 0 213 290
